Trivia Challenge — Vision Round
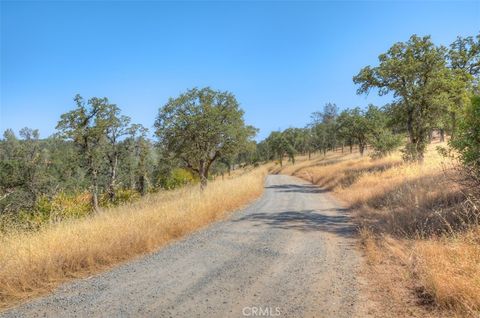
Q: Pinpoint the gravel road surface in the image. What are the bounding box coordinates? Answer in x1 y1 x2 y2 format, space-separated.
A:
2 174 363 318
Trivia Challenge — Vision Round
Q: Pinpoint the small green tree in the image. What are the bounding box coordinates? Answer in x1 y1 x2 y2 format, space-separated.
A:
283 128 305 163
450 96 480 177
349 108 370 156
311 103 339 152
104 105 132 202
310 122 329 156
121 124 152 195
56 95 111 210
0 128 52 215
299 127 315 159
256 140 273 163
266 131 295 166
336 111 355 154
445 34 480 140
154 87 256 189
134 128 152 196
365 105 402 158
336 108 371 156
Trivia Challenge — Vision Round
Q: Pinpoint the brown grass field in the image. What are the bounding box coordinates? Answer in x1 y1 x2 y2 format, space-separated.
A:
276 143 480 317
0 166 267 309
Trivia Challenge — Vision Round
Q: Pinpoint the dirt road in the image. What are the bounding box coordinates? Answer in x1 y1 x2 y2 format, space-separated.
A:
2 175 363 318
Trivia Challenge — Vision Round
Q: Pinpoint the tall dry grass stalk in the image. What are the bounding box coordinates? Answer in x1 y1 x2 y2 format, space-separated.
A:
0 167 267 309
278 144 480 316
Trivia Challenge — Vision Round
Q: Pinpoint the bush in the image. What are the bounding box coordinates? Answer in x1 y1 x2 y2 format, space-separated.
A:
100 189 141 207
1 188 144 231
450 95 480 178
447 96 480 236
10 191 93 230
401 141 428 162
158 168 197 190
369 132 403 159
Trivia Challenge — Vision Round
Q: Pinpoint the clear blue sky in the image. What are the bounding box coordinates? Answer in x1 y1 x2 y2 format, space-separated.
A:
1 1 479 140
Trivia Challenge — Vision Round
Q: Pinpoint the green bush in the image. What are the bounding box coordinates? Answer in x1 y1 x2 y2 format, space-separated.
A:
370 132 403 159
100 189 141 207
7 191 93 230
158 168 197 190
0 188 145 232
450 95 480 176
401 141 428 162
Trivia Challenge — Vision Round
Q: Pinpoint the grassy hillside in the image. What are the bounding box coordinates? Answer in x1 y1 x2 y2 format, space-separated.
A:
276 143 480 317
0 166 267 309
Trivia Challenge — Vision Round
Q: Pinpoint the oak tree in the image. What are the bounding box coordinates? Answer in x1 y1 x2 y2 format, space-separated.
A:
155 87 256 189
354 35 449 162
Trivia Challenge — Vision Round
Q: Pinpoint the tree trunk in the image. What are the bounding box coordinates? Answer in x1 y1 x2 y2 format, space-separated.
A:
91 170 99 211
450 111 456 141
200 176 207 190
130 174 136 191
417 148 425 164
406 107 415 145
440 129 445 142
108 155 118 202
308 151 311 160
138 175 146 196
359 143 365 156
405 107 426 162
199 161 208 190
92 191 99 211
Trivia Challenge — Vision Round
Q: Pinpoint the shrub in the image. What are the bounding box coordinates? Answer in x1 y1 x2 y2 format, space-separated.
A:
401 142 427 162
11 192 93 230
158 168 197 190
100 189 141 207
369 132 403 159
450 95 480 179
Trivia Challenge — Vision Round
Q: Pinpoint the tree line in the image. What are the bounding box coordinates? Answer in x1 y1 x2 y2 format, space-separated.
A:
1 32 479 229
257 102 402 166
0 88 258 227
258 33 479 166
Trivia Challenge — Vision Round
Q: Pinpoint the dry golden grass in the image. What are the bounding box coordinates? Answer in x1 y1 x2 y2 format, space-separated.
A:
413 229 480 314
278 144 480 316
0 166 267 309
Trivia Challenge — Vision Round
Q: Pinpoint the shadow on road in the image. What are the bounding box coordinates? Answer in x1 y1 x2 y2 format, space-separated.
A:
234 209 356 237
265 184 326 194
233 181 357 237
